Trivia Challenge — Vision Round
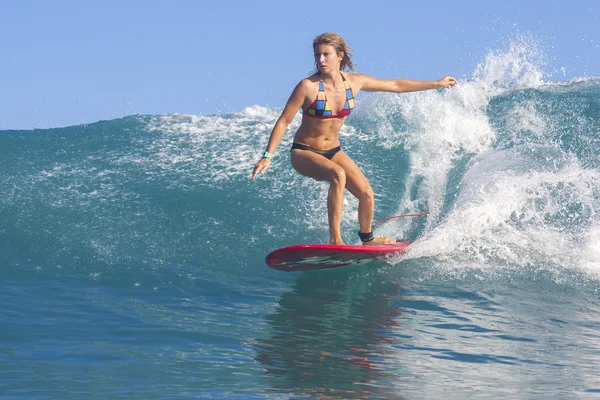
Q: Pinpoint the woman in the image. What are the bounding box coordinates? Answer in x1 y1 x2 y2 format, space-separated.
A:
252 32 457 245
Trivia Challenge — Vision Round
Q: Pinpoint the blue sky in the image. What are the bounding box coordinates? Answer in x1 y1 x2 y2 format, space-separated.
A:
2 0 598 130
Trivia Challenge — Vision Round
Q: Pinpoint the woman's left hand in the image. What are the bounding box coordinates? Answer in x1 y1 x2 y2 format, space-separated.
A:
437 76 457 89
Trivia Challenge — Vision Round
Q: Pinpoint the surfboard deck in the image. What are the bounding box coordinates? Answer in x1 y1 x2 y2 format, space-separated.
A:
265 241 412 271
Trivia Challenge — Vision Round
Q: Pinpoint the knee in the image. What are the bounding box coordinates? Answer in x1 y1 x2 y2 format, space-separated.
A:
358 185 374 203
330 167 346 186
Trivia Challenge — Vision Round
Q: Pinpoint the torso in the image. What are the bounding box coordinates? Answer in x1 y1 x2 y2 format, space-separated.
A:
293 72 356 150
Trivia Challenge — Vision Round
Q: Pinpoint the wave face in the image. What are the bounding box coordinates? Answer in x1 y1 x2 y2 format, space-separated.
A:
2 37 600 398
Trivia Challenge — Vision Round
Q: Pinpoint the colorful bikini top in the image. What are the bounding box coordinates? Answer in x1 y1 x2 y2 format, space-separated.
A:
304 73 355 119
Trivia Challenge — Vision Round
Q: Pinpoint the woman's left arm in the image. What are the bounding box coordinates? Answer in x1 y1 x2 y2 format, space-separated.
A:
354 74 457 93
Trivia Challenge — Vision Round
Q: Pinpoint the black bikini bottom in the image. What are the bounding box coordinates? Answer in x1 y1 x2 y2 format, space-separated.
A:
290 143 342 160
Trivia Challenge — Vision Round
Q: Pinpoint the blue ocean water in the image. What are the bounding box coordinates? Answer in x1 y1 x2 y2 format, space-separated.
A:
2 40 600 399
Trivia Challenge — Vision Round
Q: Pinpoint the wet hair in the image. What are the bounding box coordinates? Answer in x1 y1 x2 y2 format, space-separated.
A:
312 32 354 72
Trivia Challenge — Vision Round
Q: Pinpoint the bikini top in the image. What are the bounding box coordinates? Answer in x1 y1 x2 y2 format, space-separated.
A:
304 73 355 119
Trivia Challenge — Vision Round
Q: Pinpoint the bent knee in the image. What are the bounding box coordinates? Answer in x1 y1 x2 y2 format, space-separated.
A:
357 185 374 202
330 167 346 185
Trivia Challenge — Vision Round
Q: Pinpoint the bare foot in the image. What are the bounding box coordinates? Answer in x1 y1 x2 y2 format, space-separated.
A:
330 238 345 245
362 237 396 246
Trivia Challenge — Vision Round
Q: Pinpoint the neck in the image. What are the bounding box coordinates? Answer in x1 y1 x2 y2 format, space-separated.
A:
319 70 342 82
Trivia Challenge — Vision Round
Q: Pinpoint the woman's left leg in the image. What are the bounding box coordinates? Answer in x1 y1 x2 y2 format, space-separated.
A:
330 150 395 244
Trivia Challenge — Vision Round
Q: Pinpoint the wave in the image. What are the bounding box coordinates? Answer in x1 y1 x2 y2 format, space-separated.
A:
1 36 600 287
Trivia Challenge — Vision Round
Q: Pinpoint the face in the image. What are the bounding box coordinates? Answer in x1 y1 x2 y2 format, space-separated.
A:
314 44 343 73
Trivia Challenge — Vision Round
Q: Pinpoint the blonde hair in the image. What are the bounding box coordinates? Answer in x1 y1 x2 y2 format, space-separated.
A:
312 32 354 72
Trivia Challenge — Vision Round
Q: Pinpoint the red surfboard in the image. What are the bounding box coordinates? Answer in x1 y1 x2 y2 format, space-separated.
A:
265 241 412 271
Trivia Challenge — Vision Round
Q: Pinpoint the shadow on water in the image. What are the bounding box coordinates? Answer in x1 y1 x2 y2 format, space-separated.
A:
253 263 408 399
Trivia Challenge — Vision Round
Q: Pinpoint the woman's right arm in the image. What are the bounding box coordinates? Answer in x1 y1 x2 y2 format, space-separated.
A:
252 80 308 181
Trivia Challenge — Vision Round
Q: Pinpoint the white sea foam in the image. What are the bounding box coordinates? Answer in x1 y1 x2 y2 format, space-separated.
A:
405 146 600 277
472 34 547 90
504 100 548 139
580 224 600 274
356 36 600 277
139 109 294 184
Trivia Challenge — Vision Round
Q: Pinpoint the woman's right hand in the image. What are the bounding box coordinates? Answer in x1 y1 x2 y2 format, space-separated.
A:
252 157 271 181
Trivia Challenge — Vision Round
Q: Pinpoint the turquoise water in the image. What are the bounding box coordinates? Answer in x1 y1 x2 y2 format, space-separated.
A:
2 41 600 398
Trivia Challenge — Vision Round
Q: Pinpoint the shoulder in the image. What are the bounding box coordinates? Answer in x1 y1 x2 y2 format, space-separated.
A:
300 74 321 86
343 72 372 83
293 77 319 95
346 73 395 92
341 72 371 92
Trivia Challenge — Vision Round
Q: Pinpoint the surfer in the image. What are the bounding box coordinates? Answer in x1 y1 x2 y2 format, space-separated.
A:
252 32 456 245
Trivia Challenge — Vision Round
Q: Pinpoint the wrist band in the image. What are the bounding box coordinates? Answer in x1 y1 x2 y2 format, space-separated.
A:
262 151 273 160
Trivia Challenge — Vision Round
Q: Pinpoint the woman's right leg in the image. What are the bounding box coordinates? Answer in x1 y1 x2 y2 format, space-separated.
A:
291 149 347 244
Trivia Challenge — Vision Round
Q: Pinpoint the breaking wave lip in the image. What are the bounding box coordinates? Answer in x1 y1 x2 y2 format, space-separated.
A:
543 76 600 88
